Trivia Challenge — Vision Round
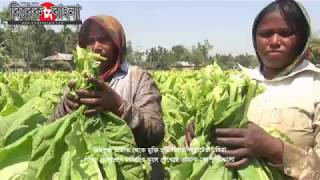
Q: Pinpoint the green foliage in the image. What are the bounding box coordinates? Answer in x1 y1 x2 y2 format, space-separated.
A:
0 64 290 179
152 65 288 180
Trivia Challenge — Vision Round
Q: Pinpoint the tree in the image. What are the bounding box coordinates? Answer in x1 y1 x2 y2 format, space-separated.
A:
171 45 189 63
234 54 259 68
190 45 203 68
0 45 11 70
146 46 172 70
199 39 213 65
126 40 144 65
0 7 79 71
61 25 78 54
309 36 320 64
189 40 213 68
126 40 135 64
0 7 9 29
215 53 236 70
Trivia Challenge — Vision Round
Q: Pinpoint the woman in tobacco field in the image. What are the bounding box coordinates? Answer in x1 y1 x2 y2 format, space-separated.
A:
50 15 165 149
185 0 320 179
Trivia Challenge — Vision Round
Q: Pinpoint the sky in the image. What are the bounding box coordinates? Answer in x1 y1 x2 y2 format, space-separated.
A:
1 0 320 55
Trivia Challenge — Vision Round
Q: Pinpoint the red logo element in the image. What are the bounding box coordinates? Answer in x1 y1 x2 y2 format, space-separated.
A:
39 2 56 22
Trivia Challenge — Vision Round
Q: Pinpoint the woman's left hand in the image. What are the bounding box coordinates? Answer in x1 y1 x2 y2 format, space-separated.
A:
214 122 283 169
75 77 124 117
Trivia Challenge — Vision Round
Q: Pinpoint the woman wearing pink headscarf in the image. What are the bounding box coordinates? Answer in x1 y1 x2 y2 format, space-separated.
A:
51 15 164 149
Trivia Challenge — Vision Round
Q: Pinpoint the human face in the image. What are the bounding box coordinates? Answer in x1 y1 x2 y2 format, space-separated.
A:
86 22 117 71
255 9 301 77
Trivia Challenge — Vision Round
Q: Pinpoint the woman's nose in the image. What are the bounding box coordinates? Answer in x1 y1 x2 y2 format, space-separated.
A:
270 34 281 48
92 41 103 54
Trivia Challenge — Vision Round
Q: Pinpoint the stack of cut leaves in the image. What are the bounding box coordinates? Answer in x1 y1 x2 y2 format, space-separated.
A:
0 46 148 179
153 65 290 180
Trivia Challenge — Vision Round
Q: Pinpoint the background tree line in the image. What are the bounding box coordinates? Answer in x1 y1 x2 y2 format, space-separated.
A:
0 8 319 71
126 40 260 70
0 8 79 71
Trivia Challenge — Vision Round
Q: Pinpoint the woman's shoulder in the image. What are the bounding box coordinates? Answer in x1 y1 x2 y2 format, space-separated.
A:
126 65 154 84
289 61 320 78
128 65 145 73
128 65 151 77
126 66 160 93
245 61 320 82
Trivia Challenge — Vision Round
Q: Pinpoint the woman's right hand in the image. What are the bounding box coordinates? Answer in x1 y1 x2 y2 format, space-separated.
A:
52 81 80 120
185 120 195 147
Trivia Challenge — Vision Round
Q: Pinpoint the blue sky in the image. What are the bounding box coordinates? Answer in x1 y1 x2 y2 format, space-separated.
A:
1 0 319 55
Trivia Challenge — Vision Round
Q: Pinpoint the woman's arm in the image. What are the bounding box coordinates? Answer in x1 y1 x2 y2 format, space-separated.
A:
119 71 165 148
279 103 320 179
76 71 165 148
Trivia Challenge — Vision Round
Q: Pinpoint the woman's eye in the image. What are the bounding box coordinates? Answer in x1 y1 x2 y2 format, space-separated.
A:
98 37 108 43
279 30 294 37
257 29 294 38
258 31 273 38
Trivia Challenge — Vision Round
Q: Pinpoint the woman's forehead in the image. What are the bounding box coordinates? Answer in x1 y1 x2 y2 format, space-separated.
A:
258 10 290 29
